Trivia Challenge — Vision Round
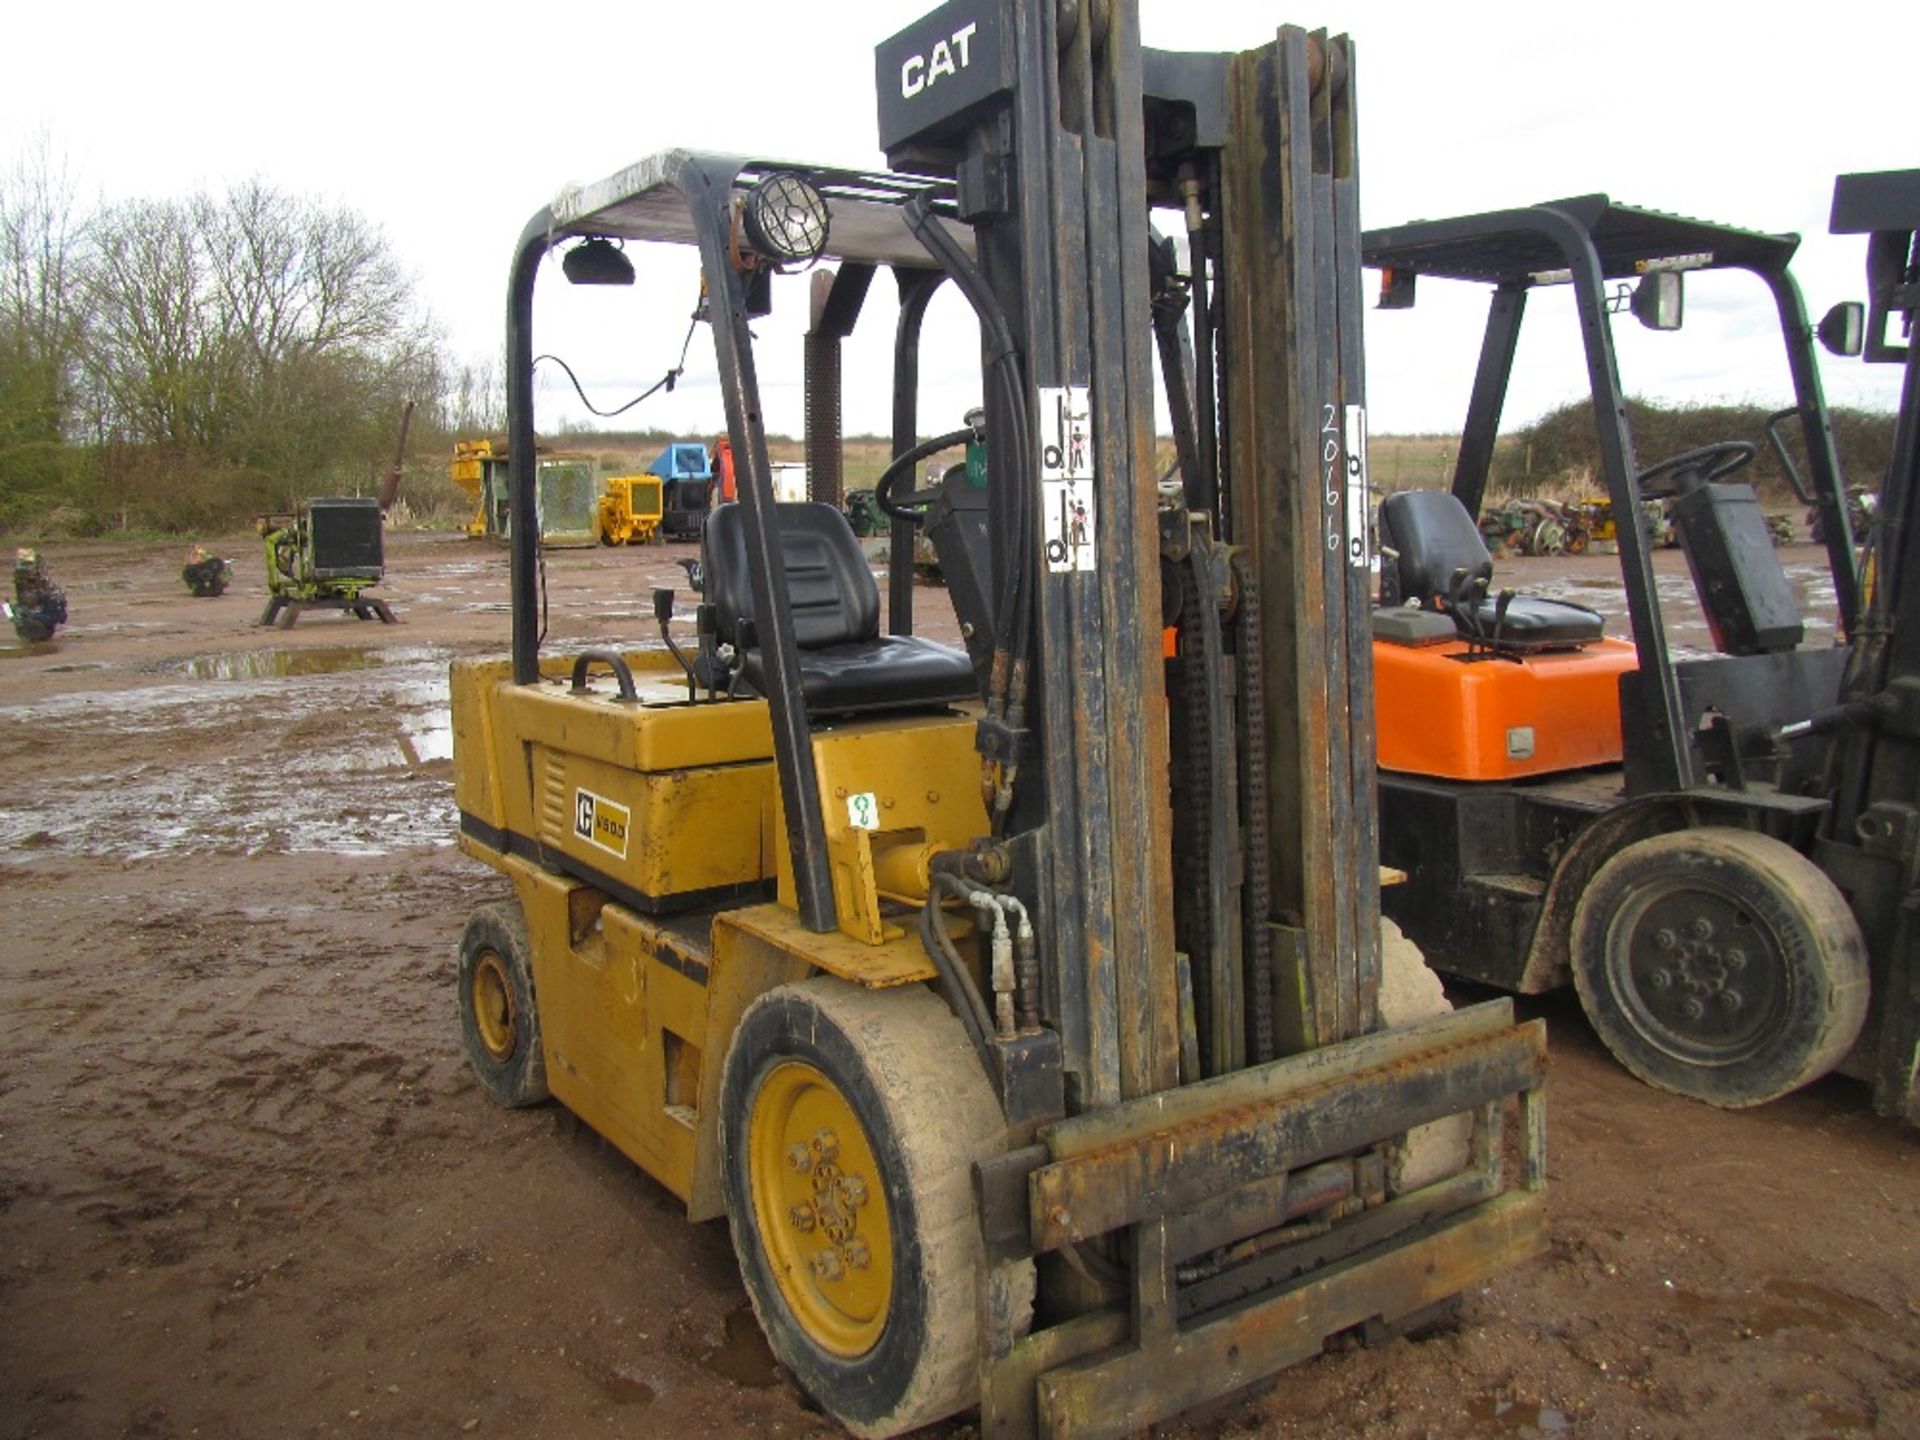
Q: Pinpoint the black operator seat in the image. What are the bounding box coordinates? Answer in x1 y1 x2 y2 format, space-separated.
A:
703 501 978 712
1379 490 1605 650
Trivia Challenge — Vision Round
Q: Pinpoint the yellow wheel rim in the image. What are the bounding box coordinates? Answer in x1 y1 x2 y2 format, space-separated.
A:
747 1060 894 1357
471 952 518 1063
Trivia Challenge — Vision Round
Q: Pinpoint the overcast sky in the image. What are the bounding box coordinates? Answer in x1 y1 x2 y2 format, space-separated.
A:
5 0 1908 446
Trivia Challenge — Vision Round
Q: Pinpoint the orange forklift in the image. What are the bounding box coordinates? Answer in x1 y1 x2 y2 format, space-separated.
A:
1363 189 1920 1119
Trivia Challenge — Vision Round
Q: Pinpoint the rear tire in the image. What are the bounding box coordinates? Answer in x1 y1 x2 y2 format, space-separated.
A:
457 901 548 1107
1571 828 1868 1107
720 977 1028 1438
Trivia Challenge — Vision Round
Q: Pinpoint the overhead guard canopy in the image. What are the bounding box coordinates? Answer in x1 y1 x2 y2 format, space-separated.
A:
1363 194 1800 283
545 150 969 269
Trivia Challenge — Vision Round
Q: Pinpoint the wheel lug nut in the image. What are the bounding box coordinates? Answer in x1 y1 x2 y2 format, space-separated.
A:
1720 990 1742 1012
843 1236 871 1271
789 1203 816 1232
811 1128 840 1165
787 1143 813 1174
812 1248 845 1281
836 1174 868 1210
1682 998 1706 1021
1649 968 1673 990
1726 949 1747 971
1690 918 1714 940
1653 928 1677 951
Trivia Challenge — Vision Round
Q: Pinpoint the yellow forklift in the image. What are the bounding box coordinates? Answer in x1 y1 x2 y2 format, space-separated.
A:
449 2 1548 1434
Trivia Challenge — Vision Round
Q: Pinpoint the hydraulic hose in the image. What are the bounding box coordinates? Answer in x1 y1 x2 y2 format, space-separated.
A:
904 197 1037 829
919 871 998 1083
902 199 1035 664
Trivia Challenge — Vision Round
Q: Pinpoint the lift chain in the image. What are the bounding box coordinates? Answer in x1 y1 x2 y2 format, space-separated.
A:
1169 555 1217 1070
1231 550 1276 1064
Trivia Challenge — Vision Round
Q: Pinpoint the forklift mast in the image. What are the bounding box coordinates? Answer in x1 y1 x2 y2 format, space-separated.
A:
877 0 1382 1103
879 0 1183 1106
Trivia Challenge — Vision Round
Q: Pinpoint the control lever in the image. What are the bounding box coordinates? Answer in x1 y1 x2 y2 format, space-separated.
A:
653 587 698 701
1440 565 1488 640
1490 588 1515 651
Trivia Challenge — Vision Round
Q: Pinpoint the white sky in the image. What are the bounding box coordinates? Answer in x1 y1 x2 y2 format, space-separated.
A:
5 0 1908 444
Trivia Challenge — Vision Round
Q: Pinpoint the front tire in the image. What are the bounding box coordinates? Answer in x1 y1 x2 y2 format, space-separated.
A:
457 901 549 1108
1571 828 1868 1107
720 977 1027 1438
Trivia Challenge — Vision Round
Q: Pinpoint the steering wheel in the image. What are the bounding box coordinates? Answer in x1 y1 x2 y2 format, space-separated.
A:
875 425 977 520
874 464 947 520
1635 441 1756 499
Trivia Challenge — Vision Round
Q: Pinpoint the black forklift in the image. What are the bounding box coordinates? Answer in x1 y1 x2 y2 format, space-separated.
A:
1362 188 1920 1119
447 2 1548 1435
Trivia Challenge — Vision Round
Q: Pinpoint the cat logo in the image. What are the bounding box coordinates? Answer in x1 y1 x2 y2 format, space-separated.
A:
899 20 977 99
573 787 631 861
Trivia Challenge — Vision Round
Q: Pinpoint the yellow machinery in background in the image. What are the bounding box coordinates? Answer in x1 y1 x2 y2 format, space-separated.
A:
449 438 506 538
597 472 666 546
450 438 601 545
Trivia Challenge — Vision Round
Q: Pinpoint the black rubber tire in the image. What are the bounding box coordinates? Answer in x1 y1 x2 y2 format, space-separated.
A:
719 977 1029 1439
1571 828 1868 1107
456 901 549 1108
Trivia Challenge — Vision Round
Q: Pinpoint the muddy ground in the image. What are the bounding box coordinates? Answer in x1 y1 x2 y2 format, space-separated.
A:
1 531 1915 1440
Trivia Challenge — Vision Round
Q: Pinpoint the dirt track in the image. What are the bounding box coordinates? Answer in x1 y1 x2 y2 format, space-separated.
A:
2 532 1917 1440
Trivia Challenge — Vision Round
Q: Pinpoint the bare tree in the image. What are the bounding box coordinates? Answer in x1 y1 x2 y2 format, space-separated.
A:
84 180 439 497
446 352 507 436
1 149 454 531
86 197 225 448
0 129 88 446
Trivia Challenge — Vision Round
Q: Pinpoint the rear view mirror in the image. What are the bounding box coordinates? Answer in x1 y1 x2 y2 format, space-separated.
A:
1630 271 1683 331
1377 267 1416 310
1818 300 1865 357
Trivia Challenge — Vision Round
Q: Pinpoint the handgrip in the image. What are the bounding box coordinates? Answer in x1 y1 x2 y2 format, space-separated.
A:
569 648 638 702
1764 407 1816 504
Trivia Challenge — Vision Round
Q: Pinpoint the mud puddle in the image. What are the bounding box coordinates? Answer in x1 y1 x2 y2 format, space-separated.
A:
0 647 458 860
175 645 420 681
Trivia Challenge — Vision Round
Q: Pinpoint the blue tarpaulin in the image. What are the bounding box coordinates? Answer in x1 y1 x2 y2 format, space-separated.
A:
646 444 712 481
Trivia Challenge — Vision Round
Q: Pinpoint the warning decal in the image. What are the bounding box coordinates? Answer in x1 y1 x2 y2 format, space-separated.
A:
1344 404 1370 569
1038 385 1096 573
